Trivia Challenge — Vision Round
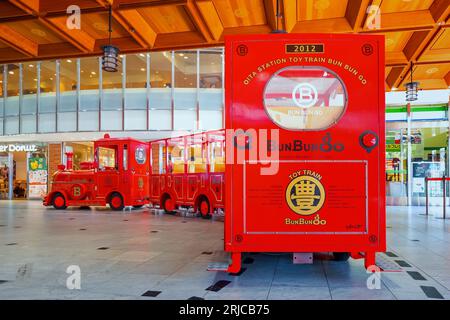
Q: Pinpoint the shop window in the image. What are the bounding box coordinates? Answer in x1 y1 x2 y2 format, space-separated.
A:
125 54 148 130
149 52 172 130
263 66 347 131
79 57 99 131
59 59 77 132
5 64 20 134
199 49 223 130
39 61 57 133
174 51 197 130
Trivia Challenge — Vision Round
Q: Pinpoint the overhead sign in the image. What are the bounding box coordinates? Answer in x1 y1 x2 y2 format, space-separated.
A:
0 144 38 152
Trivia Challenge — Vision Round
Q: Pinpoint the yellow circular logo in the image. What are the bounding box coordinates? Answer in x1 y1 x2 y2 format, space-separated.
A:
286 175 325 215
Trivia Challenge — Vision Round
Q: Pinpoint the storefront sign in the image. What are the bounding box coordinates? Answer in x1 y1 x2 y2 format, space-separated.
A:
0 144 38 152
28 158 47 171
386 144 400 152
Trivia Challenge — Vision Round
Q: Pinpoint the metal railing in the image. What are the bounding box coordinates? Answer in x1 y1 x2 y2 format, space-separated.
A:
425 176 449 219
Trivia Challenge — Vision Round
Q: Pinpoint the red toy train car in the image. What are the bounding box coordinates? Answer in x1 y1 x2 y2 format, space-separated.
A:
44 135 150 210
44 131 226 218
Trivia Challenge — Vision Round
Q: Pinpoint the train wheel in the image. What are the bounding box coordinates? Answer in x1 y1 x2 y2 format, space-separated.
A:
109 193 124 211
163 197 175 214
333 252 350 261
53 193 67 210
199 198 211 219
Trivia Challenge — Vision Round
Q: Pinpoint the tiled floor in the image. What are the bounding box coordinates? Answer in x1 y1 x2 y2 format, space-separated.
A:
0 201 449 300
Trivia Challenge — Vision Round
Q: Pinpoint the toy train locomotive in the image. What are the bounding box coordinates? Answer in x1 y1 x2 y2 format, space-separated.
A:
43 131 225 219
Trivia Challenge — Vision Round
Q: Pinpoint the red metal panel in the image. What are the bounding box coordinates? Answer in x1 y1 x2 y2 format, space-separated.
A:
225 33 385 270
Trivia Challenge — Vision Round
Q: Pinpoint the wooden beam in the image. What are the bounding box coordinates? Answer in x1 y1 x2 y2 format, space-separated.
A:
153 31 206 48
40 17 96 52
429 0 450 23
403 30 430 61
185 0 214 43
444 70 450 87
195 0 223 41
38 42 83 57
283 0 296 33
263 0 277 32
374 10 435 31
385 66 404 89
345 0 371 32
8 0 39 13
291 18 352 33
221 25 272 38
0 47 28 62
113 9 157 48
0 24 38 56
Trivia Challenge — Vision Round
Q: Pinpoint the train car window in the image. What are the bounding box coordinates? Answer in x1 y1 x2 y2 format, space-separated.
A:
263 66 347 131
188 144 207 173
98 147 117 170
169 143 185 174
151 142 166 174
210 141 224 173
123 145 128 171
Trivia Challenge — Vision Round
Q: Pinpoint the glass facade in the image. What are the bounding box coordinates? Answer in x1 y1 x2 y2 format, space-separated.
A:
0 48 224 136
386 104 450 206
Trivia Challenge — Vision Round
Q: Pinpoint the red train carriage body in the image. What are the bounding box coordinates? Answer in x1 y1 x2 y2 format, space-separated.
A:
224 33 385 272
44 135 150 210
149 130 225 218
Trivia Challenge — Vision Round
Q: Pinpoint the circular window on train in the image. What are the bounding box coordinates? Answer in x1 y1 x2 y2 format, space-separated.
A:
263 66 347 130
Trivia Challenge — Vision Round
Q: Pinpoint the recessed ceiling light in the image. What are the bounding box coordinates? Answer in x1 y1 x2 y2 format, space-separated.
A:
28 64 34 68
31 28 46 37
139 53 145 57
391 87 397 91
179 53 184 57
426 67 438 74
184 56 188 59
140 68 145 71
91 71 96 75
9 71 14 75
67 59 72 63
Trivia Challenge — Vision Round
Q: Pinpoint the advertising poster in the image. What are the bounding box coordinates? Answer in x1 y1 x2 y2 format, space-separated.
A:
28 157 48 199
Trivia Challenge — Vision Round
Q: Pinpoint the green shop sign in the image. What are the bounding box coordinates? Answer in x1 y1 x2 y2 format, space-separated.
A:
386 144 401 152
28 158 47 171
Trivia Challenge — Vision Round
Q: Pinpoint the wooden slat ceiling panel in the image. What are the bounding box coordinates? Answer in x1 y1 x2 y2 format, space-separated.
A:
0 0 448 91
3 20 66 44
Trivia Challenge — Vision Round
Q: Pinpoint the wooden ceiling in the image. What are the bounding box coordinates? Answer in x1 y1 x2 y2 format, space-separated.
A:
0 0 449 91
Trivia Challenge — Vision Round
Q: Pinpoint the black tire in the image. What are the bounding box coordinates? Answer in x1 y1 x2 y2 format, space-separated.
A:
52 193 67 210
333 252 350 261
199 198 212 220
109 193 124 211
133 205 144 209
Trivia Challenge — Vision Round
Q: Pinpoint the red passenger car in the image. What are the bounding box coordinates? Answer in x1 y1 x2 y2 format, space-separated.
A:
44 134 150 210
222 33 386 273
149 130 225 218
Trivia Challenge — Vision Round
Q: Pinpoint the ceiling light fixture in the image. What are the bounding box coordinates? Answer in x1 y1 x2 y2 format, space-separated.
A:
405 63 419 102
101 5 120 72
